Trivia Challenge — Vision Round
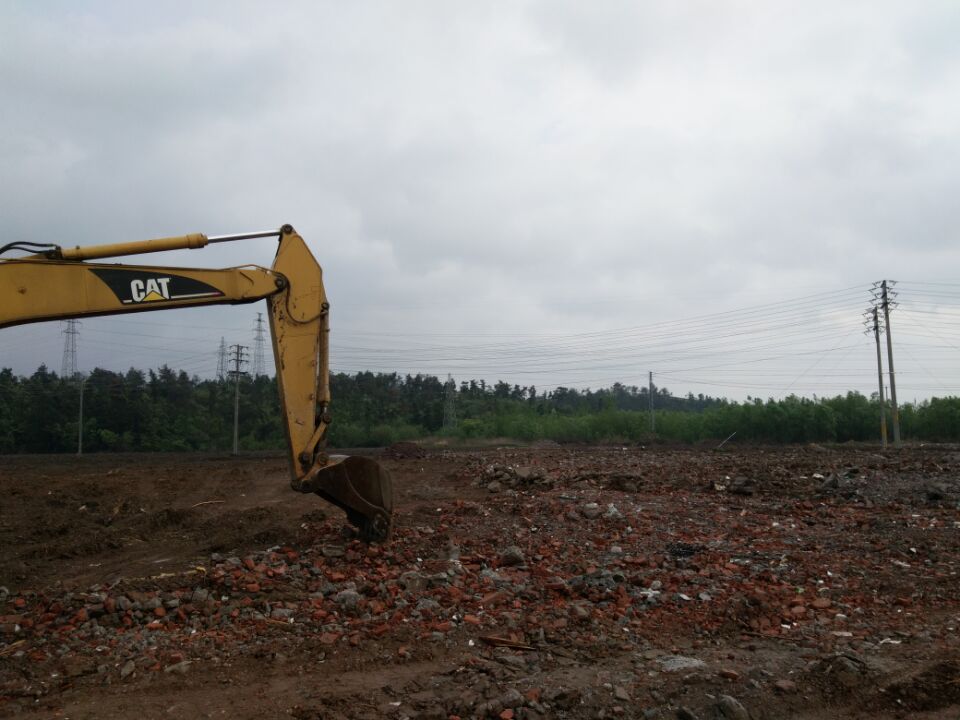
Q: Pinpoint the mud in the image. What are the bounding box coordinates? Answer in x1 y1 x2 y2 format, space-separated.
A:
1 444 959 719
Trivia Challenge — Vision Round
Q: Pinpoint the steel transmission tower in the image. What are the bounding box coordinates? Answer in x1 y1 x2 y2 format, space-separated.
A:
61 319 80 378
229 344 248 455
216 337 228 381
252 312 267 377
443 374 457 430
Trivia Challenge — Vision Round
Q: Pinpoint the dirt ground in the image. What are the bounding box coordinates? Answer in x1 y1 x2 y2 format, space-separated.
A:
1 443 959 719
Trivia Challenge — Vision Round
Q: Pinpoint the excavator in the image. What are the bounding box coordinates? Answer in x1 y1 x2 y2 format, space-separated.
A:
0 224 393 541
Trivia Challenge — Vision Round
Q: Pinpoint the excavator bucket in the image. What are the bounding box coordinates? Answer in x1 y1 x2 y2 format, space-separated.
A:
307 455 394 542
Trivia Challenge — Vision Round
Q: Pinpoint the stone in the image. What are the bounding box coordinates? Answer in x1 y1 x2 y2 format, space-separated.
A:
828 655 864 688
570 603 591 620
715 695 750 720
657 655 706 673
613 685 631 701
321 545 345 558
334 590 361 611
515 466 535 480
500 546 525 567
605 503 623 519
499 688 524 707
773 679 797 693
820 474 840 490
479 568 504 583
399 571 428 592
416 598 440 613
119 660 136 679
426 572 451 588
729 477 755 496
164 660 192 675
581 503 602 519
677 708 699 720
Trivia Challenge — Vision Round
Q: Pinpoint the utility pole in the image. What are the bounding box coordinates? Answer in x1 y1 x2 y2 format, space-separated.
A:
443 374 457 431
880 280 901 446
649 371 655 433
867 305 888 448
77 376 87 455
216 337 228 381
252 313 267 377
229 344 248 455
61 319 80 378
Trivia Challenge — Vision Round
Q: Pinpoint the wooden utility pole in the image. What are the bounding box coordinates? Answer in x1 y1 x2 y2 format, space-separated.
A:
880 281 901 446
649 371 655 433
230 344 248 455
870 306 888 448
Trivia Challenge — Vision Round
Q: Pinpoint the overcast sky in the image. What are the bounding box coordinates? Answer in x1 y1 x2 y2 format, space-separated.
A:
2 1 958 401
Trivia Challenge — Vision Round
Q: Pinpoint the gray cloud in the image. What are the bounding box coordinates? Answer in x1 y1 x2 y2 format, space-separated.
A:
2 1 959 399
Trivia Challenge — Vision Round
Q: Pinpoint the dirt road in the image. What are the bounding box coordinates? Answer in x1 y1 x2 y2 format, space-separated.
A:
1 444 959 719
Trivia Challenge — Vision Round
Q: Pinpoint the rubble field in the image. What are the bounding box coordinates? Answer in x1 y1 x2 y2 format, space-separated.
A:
1 444 959 719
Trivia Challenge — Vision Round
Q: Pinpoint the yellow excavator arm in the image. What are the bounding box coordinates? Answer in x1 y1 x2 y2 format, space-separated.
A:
0 224 393 541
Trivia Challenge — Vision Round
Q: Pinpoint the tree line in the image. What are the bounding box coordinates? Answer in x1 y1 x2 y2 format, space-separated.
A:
0 365 957 454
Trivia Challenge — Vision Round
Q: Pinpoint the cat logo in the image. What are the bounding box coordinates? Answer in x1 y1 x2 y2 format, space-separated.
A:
130 277 172 303
90 268 225 305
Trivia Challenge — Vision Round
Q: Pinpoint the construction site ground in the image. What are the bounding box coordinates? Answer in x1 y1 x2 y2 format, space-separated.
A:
1 443 959 719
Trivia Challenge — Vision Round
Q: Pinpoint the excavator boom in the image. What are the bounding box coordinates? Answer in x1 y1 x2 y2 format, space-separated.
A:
0 224 393 541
